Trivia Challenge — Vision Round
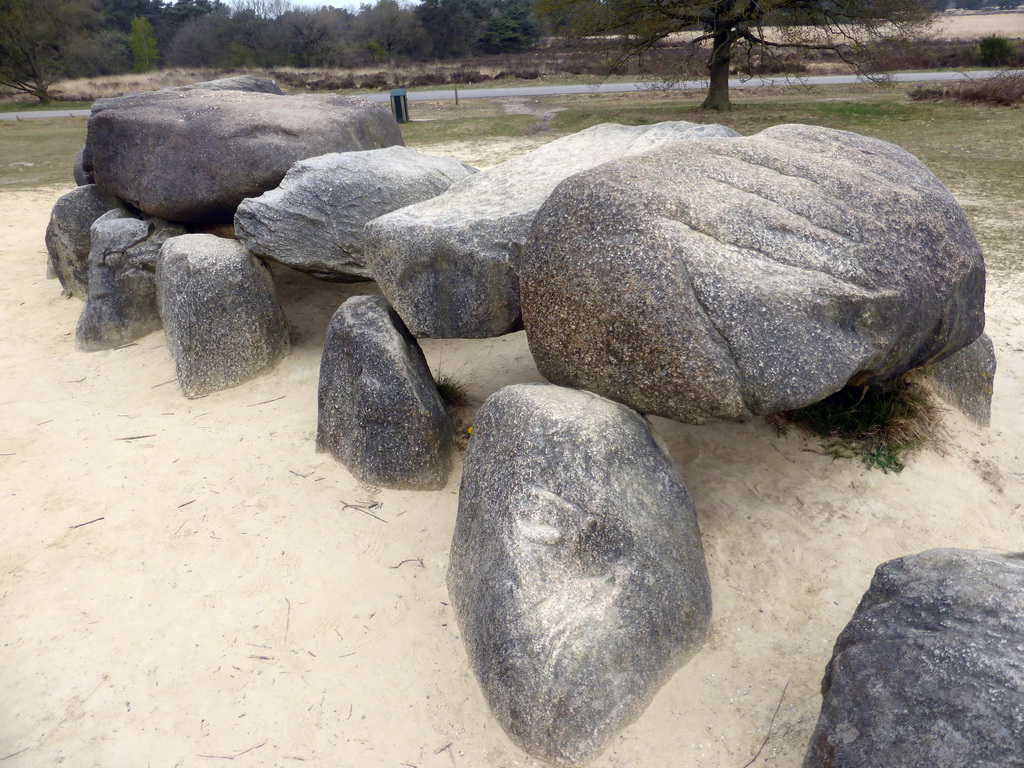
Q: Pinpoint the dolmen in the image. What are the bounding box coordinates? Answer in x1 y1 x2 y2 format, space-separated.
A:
46 76 406 399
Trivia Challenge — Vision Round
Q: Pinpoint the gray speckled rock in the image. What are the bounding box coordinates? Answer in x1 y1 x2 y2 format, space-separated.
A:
235 146 476 281
88 91 403 224
805 548 1024 768
316 295 453 489
921 332 996 426
167 75 283 94
448 383 711 766
45 185 131 296
76 76 284 185
521 124 986 424
73 146 91 186
76 213 186 351
364 121 739 339
157 235 289 398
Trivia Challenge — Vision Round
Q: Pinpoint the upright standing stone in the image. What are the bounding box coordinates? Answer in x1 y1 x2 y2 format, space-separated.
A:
45 185 130 296
317 296 454 490
77 213 186 351
157 235 289 398
449 383 711 766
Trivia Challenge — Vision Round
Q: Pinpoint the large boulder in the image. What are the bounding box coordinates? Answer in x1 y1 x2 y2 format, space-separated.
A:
157 235 289 398
235 146 476 281
805 548 1024 768
88 91 404 224
521 124 986 424
316 295 454 489
448 383 711 766
45 185 131 296
167 75 283 94
75 76 284 186
364 121 739 338
77 212 186 351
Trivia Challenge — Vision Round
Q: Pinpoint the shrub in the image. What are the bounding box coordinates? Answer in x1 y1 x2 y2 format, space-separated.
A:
977 36 1017 67
910 72 1024 107
776 379 938 473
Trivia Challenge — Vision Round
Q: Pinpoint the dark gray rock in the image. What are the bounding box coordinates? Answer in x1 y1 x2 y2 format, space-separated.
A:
88 91 403 224
920 332 996 426
157 234 289 398
73 145 92 186
448 383 711 766
76 76 284 184
76 214 186 351
45 185 130 297
521 124 986 424
316 295 453 489
235 146 476 281
805 548 1024 768
365 121 739 339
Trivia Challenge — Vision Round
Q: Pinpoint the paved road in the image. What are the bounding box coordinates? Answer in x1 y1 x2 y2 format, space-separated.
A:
1 69 1018 120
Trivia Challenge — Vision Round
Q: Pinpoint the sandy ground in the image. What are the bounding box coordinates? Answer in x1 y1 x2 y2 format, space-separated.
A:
2 171 1023 768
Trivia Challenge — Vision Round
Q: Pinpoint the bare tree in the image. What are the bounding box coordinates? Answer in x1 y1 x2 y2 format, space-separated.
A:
535 0 938 110
0 0 103 102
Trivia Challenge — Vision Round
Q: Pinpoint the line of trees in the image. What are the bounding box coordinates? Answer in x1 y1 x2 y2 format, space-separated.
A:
1 0 1020 106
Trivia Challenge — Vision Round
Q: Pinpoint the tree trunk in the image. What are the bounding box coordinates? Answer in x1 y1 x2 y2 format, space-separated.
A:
700 30 733 111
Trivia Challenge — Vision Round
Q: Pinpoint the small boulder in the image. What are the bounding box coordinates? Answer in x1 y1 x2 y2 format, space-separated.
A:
805 548 1024 768
235 146 476 281
920 332 996 426
316 295 454 490
157 235 289 398
45 185 131 297
365 121 739 338
76 213 186 351
448 383 711 766
521 124 986 423
88 91 404 224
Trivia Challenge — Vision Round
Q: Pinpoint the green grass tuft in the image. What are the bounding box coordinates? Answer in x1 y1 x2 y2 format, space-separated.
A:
783 380 937 473
434 372 471 411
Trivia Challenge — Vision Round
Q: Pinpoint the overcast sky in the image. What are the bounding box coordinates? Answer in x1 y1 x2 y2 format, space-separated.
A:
284 0 371 9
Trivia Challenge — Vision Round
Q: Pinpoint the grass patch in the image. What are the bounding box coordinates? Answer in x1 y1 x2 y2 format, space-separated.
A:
0 101 92 113
434 372 471 411
0 118 86 190
778 380 938 473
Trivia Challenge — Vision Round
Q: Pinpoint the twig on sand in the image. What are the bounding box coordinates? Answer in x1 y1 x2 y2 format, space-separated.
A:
178 499 196 508
342 501 386 523
284 597 291 644
113 342 138 350
246 395 285 407
0 747 30 761
390 559 425 570
197 741 267 760
289 470 313 479
151 378 178 388
739 680 790 768
69 517 104 530
117 434 156 441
